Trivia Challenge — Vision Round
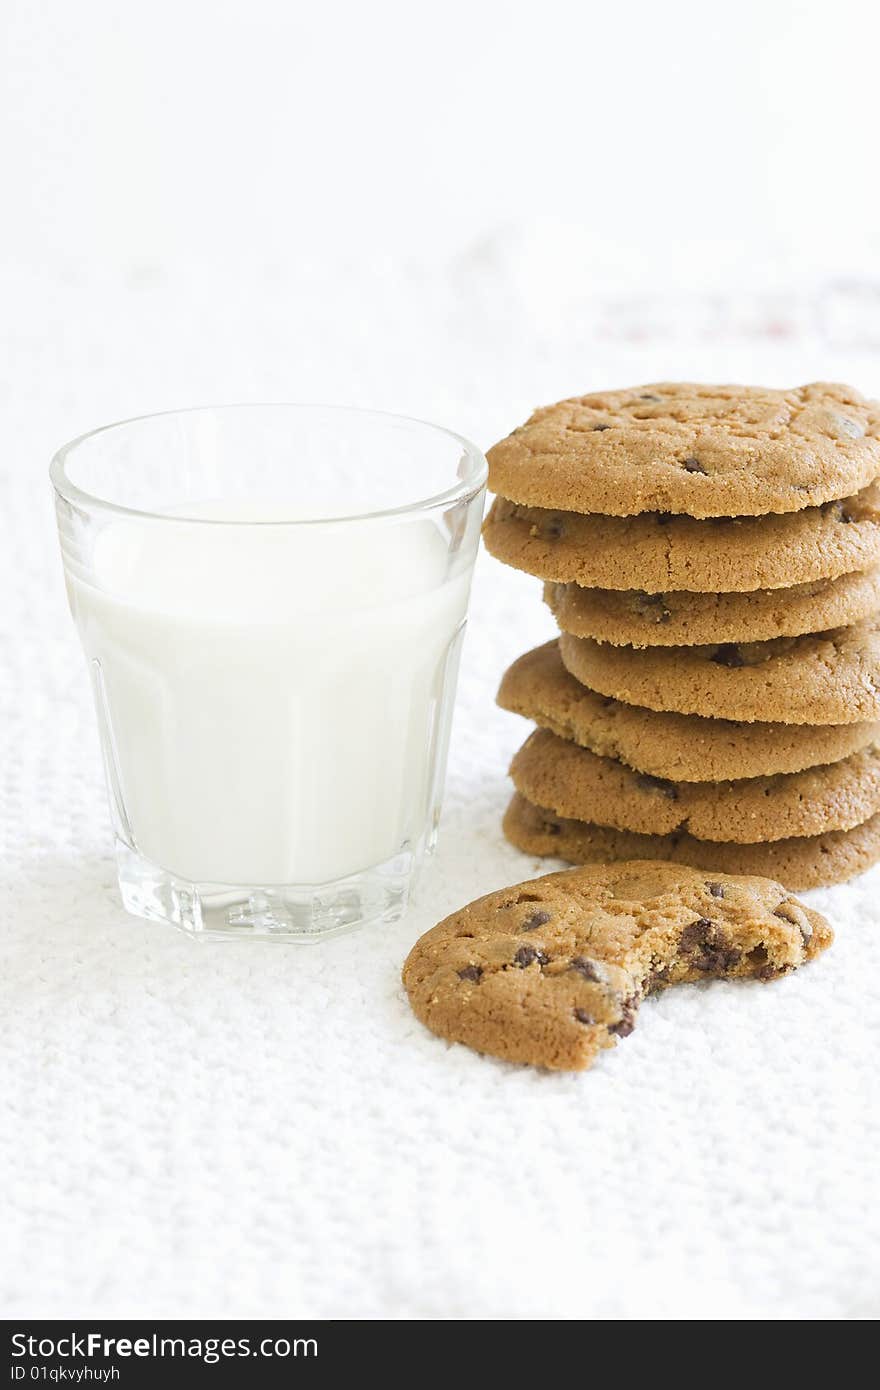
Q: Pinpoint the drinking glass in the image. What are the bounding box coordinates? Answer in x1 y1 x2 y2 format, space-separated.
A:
51 405 487 940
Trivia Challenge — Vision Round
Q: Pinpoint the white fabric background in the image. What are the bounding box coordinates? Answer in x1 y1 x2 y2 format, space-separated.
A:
2 0 880 1321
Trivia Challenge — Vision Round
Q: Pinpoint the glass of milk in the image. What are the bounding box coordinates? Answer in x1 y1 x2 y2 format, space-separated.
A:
51 405 487 941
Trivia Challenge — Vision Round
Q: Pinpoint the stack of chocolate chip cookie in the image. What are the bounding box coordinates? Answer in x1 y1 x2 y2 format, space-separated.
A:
484 382 880 889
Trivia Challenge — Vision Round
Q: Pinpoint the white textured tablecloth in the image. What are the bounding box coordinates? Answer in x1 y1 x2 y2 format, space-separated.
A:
2 261 879 1320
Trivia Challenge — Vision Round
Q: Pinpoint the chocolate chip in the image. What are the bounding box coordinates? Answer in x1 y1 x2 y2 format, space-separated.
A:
514 945 549 968
774 901 813 941
695 942 742 973
609 1017 635 1037
707 882 725 898
457 965 482 982
569 956 600 981
833 500 855 523
574 1008 594 1025
592 423 611 432
522 909 551 931
681 456 707 474
636 773 679 800
543 517 565 539
755 963 788 981
647 965 671 991
634 591 672 624
680 919 741 972
679 918 712 951
711 643 745 667
608 995 638 1037
638 393 661 402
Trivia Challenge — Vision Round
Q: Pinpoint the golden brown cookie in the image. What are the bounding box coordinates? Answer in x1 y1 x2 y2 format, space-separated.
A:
503 792 880 890
497 641 880 780
403 859 832 1070
545 568 880 648
510 728 880 843
558 621 880 725
487 381 880 518
482 485 880 593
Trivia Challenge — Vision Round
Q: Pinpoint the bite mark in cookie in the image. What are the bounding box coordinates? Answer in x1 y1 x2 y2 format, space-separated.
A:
402 862 832 1071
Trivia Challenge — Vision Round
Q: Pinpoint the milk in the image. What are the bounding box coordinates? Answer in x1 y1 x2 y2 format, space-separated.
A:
66 507 471 886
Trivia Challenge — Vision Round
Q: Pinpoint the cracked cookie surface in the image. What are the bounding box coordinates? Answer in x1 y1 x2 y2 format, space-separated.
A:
510 728 880 843
487 381 880 518
482 484 880 593
545 568 880 648
558 620 880 725
403 860 832 1070
497 642 880 780
503 792 880 890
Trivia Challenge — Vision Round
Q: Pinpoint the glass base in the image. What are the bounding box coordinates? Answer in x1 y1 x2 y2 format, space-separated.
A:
114 837 426 942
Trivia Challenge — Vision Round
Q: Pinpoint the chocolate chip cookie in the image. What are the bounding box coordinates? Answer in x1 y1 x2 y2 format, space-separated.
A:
503 792 880 890
510 727 880 842
403 860 832 1070
482 484 880 593
487 382 880 518
558 620 880 725
498 641 880 780
545 568 880 648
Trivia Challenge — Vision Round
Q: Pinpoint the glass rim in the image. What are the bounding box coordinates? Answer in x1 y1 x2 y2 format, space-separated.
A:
49 401 489 526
